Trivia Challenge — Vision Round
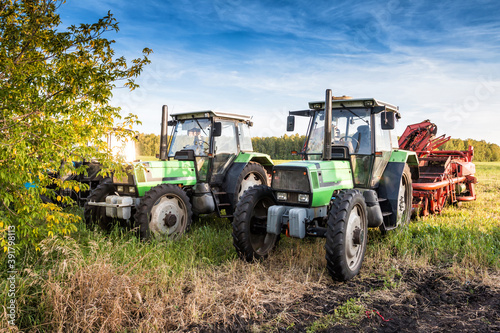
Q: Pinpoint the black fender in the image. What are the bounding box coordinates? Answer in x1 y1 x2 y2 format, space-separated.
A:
223 162 247 203
377 161 405 228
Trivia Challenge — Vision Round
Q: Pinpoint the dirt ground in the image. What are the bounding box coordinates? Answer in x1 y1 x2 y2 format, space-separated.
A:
189 268 500 332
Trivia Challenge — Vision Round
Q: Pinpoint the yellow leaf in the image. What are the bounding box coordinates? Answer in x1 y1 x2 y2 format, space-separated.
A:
48 231 54 237
57 196 62 202
74 185 80 193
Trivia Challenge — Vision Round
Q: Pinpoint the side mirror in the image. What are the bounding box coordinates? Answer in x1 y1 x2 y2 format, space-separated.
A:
287 115 295 131
167 120 176 126
381 111 395 130
213 122 222 137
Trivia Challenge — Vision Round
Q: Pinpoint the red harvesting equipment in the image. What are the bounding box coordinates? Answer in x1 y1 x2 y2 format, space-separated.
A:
399 120 477 216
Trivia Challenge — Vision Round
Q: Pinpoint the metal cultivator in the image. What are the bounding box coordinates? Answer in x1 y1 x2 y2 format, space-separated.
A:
398 120 478 216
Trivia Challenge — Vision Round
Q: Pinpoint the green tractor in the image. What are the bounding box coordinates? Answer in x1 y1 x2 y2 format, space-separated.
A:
85 106 273 239
232 89 419 281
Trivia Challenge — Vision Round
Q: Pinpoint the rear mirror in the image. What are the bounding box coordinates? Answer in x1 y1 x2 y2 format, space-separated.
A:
287 115 295 131
213 122 222 137
381 111 395 130
167 120 176 126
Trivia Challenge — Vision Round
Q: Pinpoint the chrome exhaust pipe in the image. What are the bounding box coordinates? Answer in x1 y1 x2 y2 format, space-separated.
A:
159 105 169 160
323 89 332 160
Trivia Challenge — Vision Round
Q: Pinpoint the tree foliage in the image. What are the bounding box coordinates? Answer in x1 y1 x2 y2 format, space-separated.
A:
136 133 161 157
439 139 500 162
0 0 151 249
252 134 306 160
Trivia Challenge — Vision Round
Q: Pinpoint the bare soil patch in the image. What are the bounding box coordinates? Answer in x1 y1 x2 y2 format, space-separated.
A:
187 267 499 332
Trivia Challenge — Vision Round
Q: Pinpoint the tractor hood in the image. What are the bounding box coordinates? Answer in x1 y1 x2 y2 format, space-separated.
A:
272 160 354 207
133 160 197 196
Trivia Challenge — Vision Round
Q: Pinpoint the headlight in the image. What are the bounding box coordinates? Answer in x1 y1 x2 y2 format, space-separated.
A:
298 194 309 203
129 186 135 193
276 192 287 201
117 185 124 192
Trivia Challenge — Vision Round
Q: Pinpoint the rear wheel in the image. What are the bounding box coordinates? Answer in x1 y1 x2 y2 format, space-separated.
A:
84 181 114 231
325 189 368 281
135 184 193 240
379 164 413 234
232 185 279 261
235 162 268 203
396 164 413 228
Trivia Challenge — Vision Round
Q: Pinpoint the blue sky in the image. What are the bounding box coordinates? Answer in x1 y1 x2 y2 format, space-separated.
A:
58 0 500 144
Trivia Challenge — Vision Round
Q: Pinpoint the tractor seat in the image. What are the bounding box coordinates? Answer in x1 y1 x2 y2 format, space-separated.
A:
354 125 371 154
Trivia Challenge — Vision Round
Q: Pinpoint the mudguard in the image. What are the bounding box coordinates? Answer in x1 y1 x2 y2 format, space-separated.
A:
377 161 405 228
377 150 418 228
223 152 274 204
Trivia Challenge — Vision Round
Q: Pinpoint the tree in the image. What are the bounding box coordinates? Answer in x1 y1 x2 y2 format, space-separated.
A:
0 0 151 249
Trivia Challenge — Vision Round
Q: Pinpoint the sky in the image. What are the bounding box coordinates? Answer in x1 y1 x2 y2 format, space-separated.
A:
57 0 500 145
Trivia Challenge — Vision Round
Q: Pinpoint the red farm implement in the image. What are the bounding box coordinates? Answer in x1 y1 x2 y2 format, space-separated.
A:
399 120 478 216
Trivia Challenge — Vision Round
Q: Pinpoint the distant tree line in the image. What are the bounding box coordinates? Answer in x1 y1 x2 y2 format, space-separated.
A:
136 133 499 162
137 133 161 157
251 134 306 160
439 138 500 162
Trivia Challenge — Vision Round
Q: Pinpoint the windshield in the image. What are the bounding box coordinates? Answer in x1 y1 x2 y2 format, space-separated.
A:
306 108 371 157
168 119 211 157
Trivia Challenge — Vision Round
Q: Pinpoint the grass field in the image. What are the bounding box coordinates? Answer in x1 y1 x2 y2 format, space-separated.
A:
1 163 499 332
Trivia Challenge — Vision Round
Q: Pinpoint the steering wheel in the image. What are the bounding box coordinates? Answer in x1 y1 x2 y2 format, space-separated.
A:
339 136 360 153
339 136 359 146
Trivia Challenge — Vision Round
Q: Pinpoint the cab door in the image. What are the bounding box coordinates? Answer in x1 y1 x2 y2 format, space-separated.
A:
210 120 239 183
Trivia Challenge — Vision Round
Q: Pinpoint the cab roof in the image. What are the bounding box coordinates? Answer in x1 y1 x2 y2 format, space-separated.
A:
308 97 399 113
171 110 252 122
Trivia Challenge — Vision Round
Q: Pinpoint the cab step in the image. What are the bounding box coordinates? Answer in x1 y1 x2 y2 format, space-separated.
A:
211 189 234 220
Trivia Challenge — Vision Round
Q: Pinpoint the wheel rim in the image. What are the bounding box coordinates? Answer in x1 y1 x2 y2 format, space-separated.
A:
345 204 364 270
249 196 276 256
238 172 263 199
397 174 410 226
149 194 187 237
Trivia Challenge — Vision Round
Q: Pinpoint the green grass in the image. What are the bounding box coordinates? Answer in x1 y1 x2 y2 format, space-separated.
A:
1 162 499 332
306 298 365 332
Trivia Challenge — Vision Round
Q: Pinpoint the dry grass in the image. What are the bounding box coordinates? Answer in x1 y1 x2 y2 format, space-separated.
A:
22 236 329 332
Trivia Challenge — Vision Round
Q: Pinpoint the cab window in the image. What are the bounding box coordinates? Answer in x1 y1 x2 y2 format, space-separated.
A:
238 123 253 152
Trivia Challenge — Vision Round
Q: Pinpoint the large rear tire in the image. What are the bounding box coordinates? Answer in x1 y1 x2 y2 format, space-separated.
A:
234 162 268 204
84 181 114 231
135 184 193 240
396 164 413 228
232 185 279 261
325 189 368 281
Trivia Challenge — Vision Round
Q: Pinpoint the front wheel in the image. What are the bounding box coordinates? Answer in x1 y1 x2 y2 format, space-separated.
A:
135 184 193 240
232 185 279 261
325 189 368 281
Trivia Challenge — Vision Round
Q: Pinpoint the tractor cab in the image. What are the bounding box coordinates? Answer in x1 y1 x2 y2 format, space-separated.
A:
164 110 255 184
287 97 401 189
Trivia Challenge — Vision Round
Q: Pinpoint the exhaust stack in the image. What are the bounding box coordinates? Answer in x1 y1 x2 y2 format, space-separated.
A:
159 105 169 160
323 89 332 160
